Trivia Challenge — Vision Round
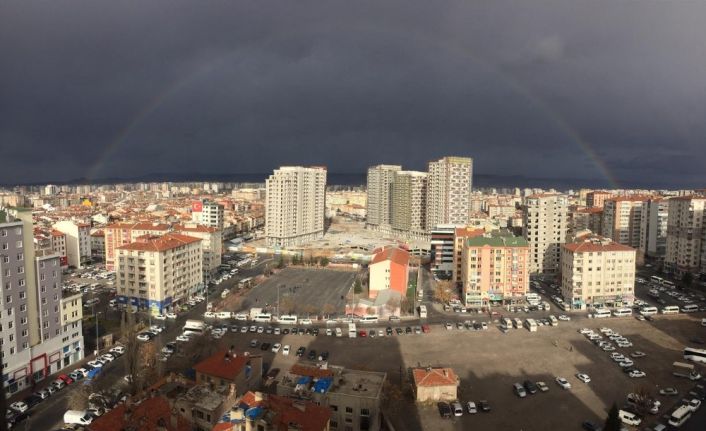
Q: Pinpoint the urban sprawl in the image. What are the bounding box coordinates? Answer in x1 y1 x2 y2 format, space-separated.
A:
2 156 706 431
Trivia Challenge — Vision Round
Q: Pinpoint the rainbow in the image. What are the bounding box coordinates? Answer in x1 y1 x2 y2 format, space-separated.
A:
87 37 620 189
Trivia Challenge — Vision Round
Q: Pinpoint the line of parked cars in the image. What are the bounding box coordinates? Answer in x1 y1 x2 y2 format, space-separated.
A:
437 400 491 418
579 327 647 378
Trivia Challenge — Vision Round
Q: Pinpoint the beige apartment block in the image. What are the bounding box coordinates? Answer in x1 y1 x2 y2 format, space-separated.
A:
116 233 203 313
265 166 327 248
522 194 568 274
560 234 636 310
391 170 428 239
426 156 473 231
601 196 651 262
104 222 171 271
365 164 401 230
665 196 706 277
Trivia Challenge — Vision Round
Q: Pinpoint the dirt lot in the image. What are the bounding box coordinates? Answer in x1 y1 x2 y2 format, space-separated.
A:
197 312 706 431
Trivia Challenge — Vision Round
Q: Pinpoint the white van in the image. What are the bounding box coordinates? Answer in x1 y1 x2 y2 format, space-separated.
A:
64 410 94 425
216 311 232 319
668 405 691 427
618 409 642 426
661 305 680 314
335 327 343 337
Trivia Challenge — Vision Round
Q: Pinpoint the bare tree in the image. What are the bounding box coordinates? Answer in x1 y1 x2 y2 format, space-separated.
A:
400 296 411 316
366 306 376 316
630 385 656 416
279 297 295 315
321 303 336 318
303 304 318 318
434 280 454 304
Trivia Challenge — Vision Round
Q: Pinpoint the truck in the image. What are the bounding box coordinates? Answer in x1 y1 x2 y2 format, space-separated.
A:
183 320 205 335
418 305 427 319
673 361 702 381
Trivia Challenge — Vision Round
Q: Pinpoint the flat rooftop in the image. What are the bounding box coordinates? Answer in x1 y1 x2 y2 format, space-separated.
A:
281 363 386 400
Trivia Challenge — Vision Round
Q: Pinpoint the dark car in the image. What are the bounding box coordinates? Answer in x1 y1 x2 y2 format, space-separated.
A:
386 327 393 336
266 327 274 334
405 326 412 334
297 327 305 335
260 342 271 351
296 346 306 357
523 380 538 394
395 327 403 335
437 401 452 418
308 350 317 360
305 328 312 335
582 421 602 431
8 411 30 427
318 351 329 361
249 339 259 348
312 328 319 336
282 328 290 335
23 395 42 409
291 328 298 335
478 400 491 412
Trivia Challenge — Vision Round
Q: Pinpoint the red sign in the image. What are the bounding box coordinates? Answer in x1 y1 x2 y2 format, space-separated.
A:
192 201 203 212
60 256 68 267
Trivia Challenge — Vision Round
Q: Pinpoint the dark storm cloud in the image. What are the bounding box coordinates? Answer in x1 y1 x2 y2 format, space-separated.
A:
1 0 705 187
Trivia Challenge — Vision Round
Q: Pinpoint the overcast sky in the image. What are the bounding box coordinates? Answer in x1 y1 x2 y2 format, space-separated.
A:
1 0 705 187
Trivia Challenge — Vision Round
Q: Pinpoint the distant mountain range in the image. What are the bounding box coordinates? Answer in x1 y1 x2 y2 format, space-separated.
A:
2 172 673 190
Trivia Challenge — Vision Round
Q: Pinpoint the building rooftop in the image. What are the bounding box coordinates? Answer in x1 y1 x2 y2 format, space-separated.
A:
116 233 201 252
88 395 191 431
465 231 528 248
106 221 171 231
217 392 331 431
282 363 385 400
563 234 635 253
412 367 459 388
173 223 218 233
193 351 259 382
369 246 410 266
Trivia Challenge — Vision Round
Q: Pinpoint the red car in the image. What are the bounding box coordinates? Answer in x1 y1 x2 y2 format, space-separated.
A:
57 374 74 385
358 330 367 337
421 324 431 333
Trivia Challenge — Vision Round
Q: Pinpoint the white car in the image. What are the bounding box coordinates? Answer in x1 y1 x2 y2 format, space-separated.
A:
257 327 264 334
166 312 178 319
274 327 281 335
628 370 646 378
300 319 313 325
619 359 634 368
10 402 28 413
272 343 281 353
558 315 570 321
100 354 115 362
154 314 167 320
149 326 163 333
136 333 152 342
576 373 591 383
109 345 125 356
445 322 453 330
326 328 333 336
579 328 593 334
686 398 701 412
629 351 646 358
176 334 191 342
76 368 90 378
240 326 248 333
282 345 290 356
556 377 571 389
466 401 477 414
87 360 103 368
204 311 216 319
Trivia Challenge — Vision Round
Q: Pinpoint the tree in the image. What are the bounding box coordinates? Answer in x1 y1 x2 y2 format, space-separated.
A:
604 403 621 431
630 386 656 416
434 280 454 304
366 306 376 316
400 296 411 315
320 257 329 267
291 254 299 266
321 303 336 318
385 296 401 314
303 304 318 318
353 279 363 295
279 297 295 315
276 255 285 269
682 272 693 288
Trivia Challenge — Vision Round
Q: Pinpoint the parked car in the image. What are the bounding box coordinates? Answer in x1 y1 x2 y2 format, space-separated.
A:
10 402 28 413
659 387 678 396
466 401 477 414
437 402 452 418
576 373 591 383
451 401 463 417
478 400 491 412
556 377 571 389
282 345 290 356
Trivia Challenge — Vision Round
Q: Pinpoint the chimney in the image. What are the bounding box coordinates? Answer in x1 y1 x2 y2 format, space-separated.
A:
443 369 448 378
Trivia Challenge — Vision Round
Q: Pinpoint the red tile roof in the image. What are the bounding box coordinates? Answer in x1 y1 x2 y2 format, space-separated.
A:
222 392 330 431
173 224 218 233
193 351 253 381
106 221 171 231
370 247 410 266
563 235 635 253
50 229 65 237
454 227 484 238
412 367 458 387
88 396 191 431
117 233 201 252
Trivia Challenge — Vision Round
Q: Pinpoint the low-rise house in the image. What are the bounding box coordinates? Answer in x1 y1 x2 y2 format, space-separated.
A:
412 367 459 402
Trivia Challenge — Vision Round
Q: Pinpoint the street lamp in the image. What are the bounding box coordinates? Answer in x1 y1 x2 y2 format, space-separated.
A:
92 304 101 356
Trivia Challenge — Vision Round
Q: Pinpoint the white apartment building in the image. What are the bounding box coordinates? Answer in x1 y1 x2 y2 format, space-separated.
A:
115 233 203 313
522 194 569 274
665 196 706 277
173 223 223 282
365 164 401 230
639 198 669 259
426 156 473 231
391 171 428 239
560 234 636 310
265 166 327 248
53 220 91 268
192 199 225 230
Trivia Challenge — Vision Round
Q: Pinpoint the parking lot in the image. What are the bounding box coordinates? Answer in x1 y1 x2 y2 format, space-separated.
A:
240 267 356 314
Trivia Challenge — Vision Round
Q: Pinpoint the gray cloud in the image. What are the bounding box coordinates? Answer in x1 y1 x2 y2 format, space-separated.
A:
1 0 705 188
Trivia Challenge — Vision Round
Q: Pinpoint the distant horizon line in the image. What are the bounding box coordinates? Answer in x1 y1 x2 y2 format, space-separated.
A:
0 171 698 190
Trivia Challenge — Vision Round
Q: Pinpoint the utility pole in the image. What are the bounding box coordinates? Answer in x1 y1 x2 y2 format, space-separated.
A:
93 304 99 356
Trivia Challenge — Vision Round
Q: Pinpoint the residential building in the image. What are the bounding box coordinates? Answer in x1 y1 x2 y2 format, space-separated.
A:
1 213 84 397
193 350 263 395
412 367 459 402
88 394 191 431
459 231 530 307
601 196 650 262
265 166 327 248
586 190 613 208
452 227 485 285
560 234 636 310
192 199 225 230
50 229 68 267
429 225 456 277
53 220 91 268
639 198 669 259
368 247 409 299
522 194 569 274
664 196 706 277
175 383 238 431
173 223 223 282
426 156 473 231
104 221 171 271
90 230 105 261
115 233 203 312
365 164 401 230
277 364 385 431
390 171 427 239
214 391 331 431
568 207 603 240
